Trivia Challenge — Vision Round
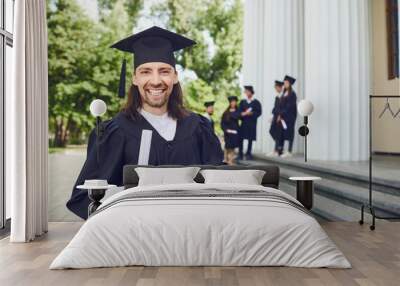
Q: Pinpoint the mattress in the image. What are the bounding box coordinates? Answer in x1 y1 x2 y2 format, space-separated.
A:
50 183 351 269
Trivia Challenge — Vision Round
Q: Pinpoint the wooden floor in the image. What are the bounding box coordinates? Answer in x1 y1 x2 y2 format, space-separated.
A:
0 222 399 286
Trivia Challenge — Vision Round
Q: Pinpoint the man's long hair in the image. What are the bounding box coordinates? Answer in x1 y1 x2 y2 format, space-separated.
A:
121 83 189 120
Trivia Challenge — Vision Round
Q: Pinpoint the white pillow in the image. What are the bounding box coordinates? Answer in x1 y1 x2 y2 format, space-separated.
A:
200 169 266 185
135 167 201 186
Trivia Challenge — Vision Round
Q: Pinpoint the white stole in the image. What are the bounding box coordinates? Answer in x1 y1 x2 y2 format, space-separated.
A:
138 130 153 165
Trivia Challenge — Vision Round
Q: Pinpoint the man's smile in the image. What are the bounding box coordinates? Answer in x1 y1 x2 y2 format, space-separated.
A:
146 88 166 96
145 88 168 102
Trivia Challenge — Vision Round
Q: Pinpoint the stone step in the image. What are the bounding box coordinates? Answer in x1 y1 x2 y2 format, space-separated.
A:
253 154 400 191
279 169 400 217
279 181 374 222
241 158 400 220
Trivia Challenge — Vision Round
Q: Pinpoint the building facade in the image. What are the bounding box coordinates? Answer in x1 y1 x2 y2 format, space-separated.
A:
243 0 400 161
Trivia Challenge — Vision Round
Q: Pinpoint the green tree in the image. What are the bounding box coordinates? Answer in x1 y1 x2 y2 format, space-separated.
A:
47 0 139 147
98 0 143 30
48 0 99 147
183 79 214 114
153 0 244 133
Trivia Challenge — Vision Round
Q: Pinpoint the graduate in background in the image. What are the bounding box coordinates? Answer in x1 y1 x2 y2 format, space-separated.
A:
67 26 224 219
203 101 215 131
238 85 262 160
277 75 297 158
221 96 240 165
268 80 284 156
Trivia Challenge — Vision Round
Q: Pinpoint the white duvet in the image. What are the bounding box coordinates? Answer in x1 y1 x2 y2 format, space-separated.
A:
50 183 351 269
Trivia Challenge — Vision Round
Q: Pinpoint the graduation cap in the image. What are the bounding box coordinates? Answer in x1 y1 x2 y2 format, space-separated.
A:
284 75 296 85
244 85 254 94
204 101 215 107
227 96 238 102
274 80 284 87
111 26 196 98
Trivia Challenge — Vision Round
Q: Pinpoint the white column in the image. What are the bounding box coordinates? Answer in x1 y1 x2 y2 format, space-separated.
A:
305 0 370 161
243 0 305 154
242 0 266 151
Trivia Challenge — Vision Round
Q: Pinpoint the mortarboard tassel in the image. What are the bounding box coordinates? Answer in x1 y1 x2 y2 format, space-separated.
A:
118 58 127 98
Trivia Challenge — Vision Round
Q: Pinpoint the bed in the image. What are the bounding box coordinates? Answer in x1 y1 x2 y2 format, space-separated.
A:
50 165 350 269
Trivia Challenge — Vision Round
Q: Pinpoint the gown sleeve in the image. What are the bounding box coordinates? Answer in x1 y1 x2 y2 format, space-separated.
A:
196 115 224 165
66 120 125 220
251 100 262 118
221 117 228 132
280 92 297 122
238 100 246 118
272 97 279 115
221 112 230 132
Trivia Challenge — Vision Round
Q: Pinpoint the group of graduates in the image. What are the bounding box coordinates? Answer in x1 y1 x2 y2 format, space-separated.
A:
203 74 298 164
203 85 262 165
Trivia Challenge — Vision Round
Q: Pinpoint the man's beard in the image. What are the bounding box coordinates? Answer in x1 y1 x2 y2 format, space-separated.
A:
142 94 169 108
141 84 171 108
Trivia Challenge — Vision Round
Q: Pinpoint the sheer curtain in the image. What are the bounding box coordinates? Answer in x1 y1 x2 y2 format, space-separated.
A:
8 0 48 242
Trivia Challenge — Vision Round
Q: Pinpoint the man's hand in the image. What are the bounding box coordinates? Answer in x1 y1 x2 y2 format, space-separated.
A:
241 109 252 117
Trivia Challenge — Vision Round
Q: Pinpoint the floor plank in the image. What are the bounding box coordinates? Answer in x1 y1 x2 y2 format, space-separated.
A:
0 222 399 286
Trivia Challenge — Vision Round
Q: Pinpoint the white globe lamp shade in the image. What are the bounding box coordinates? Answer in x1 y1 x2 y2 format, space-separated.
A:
90 99 107 117
298 99 314 116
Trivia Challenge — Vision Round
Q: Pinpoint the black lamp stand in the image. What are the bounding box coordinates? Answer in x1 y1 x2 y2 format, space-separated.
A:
298 116 309 162
95 116 102 163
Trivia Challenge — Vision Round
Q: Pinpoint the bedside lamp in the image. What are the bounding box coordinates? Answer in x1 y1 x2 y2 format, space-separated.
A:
90 99 107 163
297 99 314 162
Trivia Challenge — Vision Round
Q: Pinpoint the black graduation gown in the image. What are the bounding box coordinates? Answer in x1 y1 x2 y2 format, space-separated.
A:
203 114 214 131
238 99 262 140
279 91 297 141
66 111 224 219
269 96 282 141
210 119 215 132
221 109 240 149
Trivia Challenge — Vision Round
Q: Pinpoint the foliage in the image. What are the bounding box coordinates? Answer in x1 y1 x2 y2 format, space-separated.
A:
183 79 214 114
47 0 140 147
152 0 244 134
98 0 143 26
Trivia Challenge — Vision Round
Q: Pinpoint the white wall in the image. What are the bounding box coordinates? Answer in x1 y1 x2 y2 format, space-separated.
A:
243 0 371 161
305 0 370 161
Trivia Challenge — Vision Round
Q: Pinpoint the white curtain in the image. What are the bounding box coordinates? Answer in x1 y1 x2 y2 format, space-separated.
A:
9 0 48 242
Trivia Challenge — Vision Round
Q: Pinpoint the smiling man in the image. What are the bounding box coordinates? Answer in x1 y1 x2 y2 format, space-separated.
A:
66 26 224 219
